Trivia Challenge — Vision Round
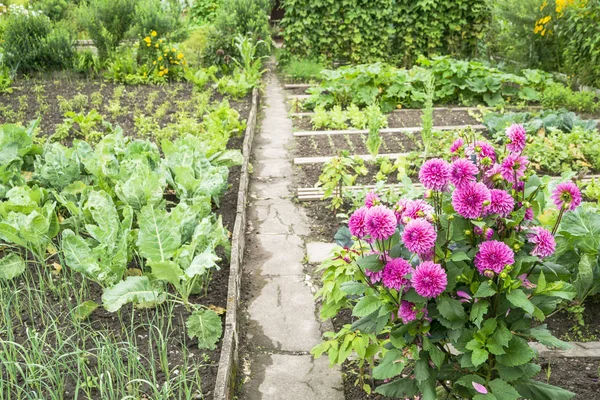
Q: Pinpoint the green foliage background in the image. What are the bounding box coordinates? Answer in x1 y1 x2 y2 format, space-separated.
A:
280 0 491 66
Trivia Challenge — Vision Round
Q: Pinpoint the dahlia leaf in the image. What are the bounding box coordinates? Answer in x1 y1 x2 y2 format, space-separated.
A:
497 337 534 367
357 254 384 272
528 325 571 349
372 348 405 380
506 289 535 314
352 295 383 317
375 378 418 398
474 281 496 298
515 380 576 400
436 296 467 322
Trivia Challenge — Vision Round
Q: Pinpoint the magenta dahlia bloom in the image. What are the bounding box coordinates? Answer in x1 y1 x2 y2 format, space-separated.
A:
382 258 414 291
483 163 503 188
525 207 534 221
402 199 434 222
474 240 515 275
474 226 494 240
450 158 478 188
419 158 451 191
402 218 437 255
366 205 397 240
393 198 411 223
365 268 383 283
365 191 380 208
506 124 527 154
500 154 528 183
411 261 447 298
485 189 514 217
527 227 556 258
348 207 369 239
551 181 582 211
452 181 491 219
398 301 423 324
450 138 465 155
466 141 497 164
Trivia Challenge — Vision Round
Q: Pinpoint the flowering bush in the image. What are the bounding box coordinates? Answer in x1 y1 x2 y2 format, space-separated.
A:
314 124 581 398
140 30 188 81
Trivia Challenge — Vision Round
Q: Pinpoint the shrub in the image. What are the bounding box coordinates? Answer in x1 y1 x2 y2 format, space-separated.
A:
77 0 137 60
133 0 183 41
2 12 75 71
188 0 222 25
314 128 580 399
34 0 71 21
281 0 490 66
541 83 598 113
180 26 211 66
201 0 272 69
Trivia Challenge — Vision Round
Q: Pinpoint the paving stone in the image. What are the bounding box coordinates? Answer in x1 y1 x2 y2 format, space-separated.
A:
245 234 306 276
247 276 322 352
529 342 600 357
250 179 290 199
306 242 336 264
257 354 344 400
576 342 600 350
249 198 310 236
254 158 293 178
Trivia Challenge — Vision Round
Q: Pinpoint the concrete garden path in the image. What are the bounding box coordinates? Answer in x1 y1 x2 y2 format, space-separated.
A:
240 72 344 399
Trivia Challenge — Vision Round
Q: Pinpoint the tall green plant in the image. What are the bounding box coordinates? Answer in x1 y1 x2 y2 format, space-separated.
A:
77 0 137 60
421 73 435 158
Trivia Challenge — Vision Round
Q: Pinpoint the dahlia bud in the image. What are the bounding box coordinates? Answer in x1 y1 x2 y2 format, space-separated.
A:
424 190 432 199
505 265 513 272
465 230 472 236
500 272 508 279
482 200 491 207
484 270 495 279
513 244 521 251
448 215 455 221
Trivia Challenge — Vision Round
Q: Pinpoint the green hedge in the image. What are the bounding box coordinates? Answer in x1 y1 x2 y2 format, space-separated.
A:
280 0 491 66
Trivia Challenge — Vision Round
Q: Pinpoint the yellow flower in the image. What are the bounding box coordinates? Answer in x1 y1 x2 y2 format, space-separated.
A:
158 56 163 61
177 53 184 60
159 65 164 70
153 61 156 65
172 48 176 52
151 30 157 37
155 44 159 48
164 68 169 74
540 0 548 11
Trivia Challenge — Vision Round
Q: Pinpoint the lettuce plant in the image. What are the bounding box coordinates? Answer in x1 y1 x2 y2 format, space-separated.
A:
314 124 581 399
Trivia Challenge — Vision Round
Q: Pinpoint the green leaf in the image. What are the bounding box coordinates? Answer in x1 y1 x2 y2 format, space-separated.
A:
0 253 25 280
101 276 166 313
352 295 384 317
471 348 489 367
497 363 541 382
72 300 99 320
474 281 496 298
573 253 595 300
515 380 576 400
375 378 418 398
341 281 368 295
437 296 467 322
528 325 571 349
150 260 183 286
506 289 534 315
489 378 520 400
357 254 384 272
137 205 182 262
186 308 223 350
470 300 489 327
185 248 221 277
450 251 470 262
372 349 405 379
497 337 534 367
415 357 430 382
423 337 445 369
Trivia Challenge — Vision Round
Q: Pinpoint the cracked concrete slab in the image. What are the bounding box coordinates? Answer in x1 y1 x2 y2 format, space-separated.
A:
248 198 311 236
245 234 306 276
306 242 337 264
247 275 322 352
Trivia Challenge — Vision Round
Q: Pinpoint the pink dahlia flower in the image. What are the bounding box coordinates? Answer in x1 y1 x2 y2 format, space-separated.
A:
366 205 397 240
382 258 414 291
527 227 556 258
402 218 437 255
466 140 497 164
551 181 582 211
474 240 514 275
348 207 369 239
402 199 434 223
452 181 491 219
500 154 528 183
483 163 503 188
411 261 447 298
393 199 411 223
365 268 383 283
365 191 380 208
525 207 534 221
518 273 537 290
450 158 478 188
398 301 423 324
419 158 451 192
474 226 494 240
506 124 527 154
485 189 514 217
450 138 465 155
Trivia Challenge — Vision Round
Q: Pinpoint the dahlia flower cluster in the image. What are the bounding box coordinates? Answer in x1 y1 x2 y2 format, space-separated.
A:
347 123 582 324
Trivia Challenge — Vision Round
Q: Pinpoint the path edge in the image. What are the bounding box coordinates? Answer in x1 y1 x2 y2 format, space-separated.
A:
214 87 260 400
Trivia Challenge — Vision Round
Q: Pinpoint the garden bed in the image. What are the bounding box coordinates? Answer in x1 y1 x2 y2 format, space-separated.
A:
0 77 253 139
0 79 257 399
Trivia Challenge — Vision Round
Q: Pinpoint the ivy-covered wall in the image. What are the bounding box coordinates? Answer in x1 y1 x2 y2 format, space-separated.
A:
280 0 491 66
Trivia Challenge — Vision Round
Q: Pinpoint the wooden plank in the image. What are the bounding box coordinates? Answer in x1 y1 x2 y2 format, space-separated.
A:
283 84 314 89
294 153 407 165
293 124 486 137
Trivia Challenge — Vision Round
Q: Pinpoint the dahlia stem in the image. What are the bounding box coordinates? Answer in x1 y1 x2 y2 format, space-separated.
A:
552 206 565 236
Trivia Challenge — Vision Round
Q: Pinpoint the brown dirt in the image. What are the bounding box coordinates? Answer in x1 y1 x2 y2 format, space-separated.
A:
545 296 600 342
